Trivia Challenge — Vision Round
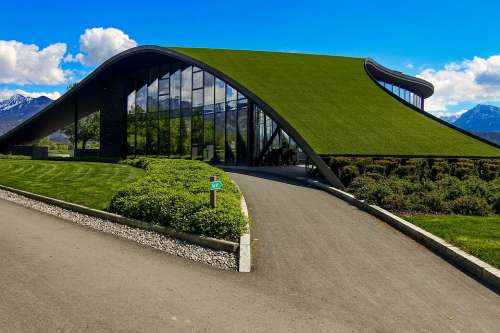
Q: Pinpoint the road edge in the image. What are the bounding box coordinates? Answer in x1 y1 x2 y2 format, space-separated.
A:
0 184 239 253
239 194 251 272
306 179 500 292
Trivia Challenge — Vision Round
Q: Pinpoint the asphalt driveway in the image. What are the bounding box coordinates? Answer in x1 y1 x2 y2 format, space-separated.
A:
0 171 498 332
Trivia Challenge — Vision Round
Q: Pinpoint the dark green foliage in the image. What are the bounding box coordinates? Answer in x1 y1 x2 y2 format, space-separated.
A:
0 153 31 160
451 196 492 216
365 164 386 176
343 158 499 215
109 158 247 241
339 165 359 186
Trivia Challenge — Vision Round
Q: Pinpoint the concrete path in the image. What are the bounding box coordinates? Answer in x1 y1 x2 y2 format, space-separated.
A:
0 172 499 332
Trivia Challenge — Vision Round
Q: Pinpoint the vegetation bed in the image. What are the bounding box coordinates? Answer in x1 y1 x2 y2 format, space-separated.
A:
109 158 247 241
407 215 500 269
325 157 500 215
0 157 144 210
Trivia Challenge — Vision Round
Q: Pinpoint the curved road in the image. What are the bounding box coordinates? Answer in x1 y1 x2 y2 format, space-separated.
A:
0 171 498 332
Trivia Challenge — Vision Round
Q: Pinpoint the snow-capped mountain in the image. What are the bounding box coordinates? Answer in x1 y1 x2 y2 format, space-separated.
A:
453 104 500 132
0 94 53 135
437 104 500 144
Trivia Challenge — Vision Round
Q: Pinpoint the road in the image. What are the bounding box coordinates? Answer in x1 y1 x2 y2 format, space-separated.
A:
0 171 498 332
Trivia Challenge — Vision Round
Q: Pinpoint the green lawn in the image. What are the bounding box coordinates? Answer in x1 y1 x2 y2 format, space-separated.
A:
172 47 499 157
0 159 144 210
406 215 500 269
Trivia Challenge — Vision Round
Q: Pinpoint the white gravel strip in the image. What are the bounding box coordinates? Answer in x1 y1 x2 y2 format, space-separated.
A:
0 188 237 271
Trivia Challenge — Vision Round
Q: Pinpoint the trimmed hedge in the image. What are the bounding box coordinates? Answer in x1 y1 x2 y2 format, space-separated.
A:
326 158 500 216
0 153 31 160
109 158 247 241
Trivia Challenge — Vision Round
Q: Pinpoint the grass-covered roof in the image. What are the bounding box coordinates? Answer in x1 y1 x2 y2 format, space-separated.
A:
172 47 500 157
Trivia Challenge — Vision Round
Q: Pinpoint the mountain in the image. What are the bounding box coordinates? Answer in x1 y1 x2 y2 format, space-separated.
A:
438 104 500 145
439 113 462 124
0 94 52 135
454 104 500 132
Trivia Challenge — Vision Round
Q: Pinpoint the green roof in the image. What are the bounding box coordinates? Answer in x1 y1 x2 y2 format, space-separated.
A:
172 47 499 157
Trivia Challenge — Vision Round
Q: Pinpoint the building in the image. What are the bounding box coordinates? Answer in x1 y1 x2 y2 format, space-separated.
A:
0 46 498 187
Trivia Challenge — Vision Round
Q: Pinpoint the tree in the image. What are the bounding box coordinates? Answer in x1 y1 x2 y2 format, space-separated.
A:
62 112 100 149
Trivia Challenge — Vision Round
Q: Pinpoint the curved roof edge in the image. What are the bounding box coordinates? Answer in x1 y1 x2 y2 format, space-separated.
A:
365 58 434 98
363 59 500 151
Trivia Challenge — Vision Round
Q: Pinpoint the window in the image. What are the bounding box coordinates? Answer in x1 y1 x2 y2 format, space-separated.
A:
159 95 169 112
191 107 203 159
127 113 135 154
193 71 203 89
170 64 181 110
181 66 192 108
215 78 225 104
215 111 225 162
127 89 135 114
226 85 237 101
147 68 158 113
193 89 203 107
135 113 147 154
158 112 169 155
237 101 248 163
136 78 147 114
170 116 180 157
204 72 215 105
180 111 191 158
226 107 237 164
203 113 214 161
146 113 158 154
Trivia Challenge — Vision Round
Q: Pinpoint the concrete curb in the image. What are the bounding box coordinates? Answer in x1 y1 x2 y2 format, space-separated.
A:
238 194 251 272
0 184 239 253
306 179 500 292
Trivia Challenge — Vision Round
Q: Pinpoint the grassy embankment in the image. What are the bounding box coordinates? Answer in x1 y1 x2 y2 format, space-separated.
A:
407 215 500 269
0 156 246 240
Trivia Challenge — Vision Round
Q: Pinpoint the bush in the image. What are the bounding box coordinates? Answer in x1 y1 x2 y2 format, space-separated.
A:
364 164 386 176
109 158 247 241
420 192 449 213
339 165 359 186
451 196 492 216
394 165 416 178
0 154 31 160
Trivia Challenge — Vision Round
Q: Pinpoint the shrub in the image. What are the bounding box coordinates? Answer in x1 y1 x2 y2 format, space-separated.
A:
365 164 386 176
451 196 492 216
0 154 31 160
339 165 359 186
394 165 416 178
420 192 449 213
381 194 407 212
109 157 247 241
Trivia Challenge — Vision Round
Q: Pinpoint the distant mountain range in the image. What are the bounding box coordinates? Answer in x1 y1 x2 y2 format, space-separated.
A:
437 104 500 145
0 94 53 135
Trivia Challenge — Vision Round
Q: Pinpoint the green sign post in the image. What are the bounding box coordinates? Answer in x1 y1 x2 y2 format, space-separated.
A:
209 176 222 208
210 180 223 191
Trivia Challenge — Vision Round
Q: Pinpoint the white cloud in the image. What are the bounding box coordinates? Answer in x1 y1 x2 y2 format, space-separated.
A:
405 63 414 69
0 88 61 101
418 55 500 113
0 40 68 85
72 27 137 66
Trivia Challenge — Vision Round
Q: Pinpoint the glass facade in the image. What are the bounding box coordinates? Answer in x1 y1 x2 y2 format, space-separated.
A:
377 80 423 109
253 105 301 165
126 62 256 164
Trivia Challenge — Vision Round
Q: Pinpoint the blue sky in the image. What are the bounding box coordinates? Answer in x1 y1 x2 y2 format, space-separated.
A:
1 0 500 115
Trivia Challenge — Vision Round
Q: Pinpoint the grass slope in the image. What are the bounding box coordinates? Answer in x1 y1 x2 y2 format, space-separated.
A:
172 47 499 157
407 215 500 269
0 160 144 210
